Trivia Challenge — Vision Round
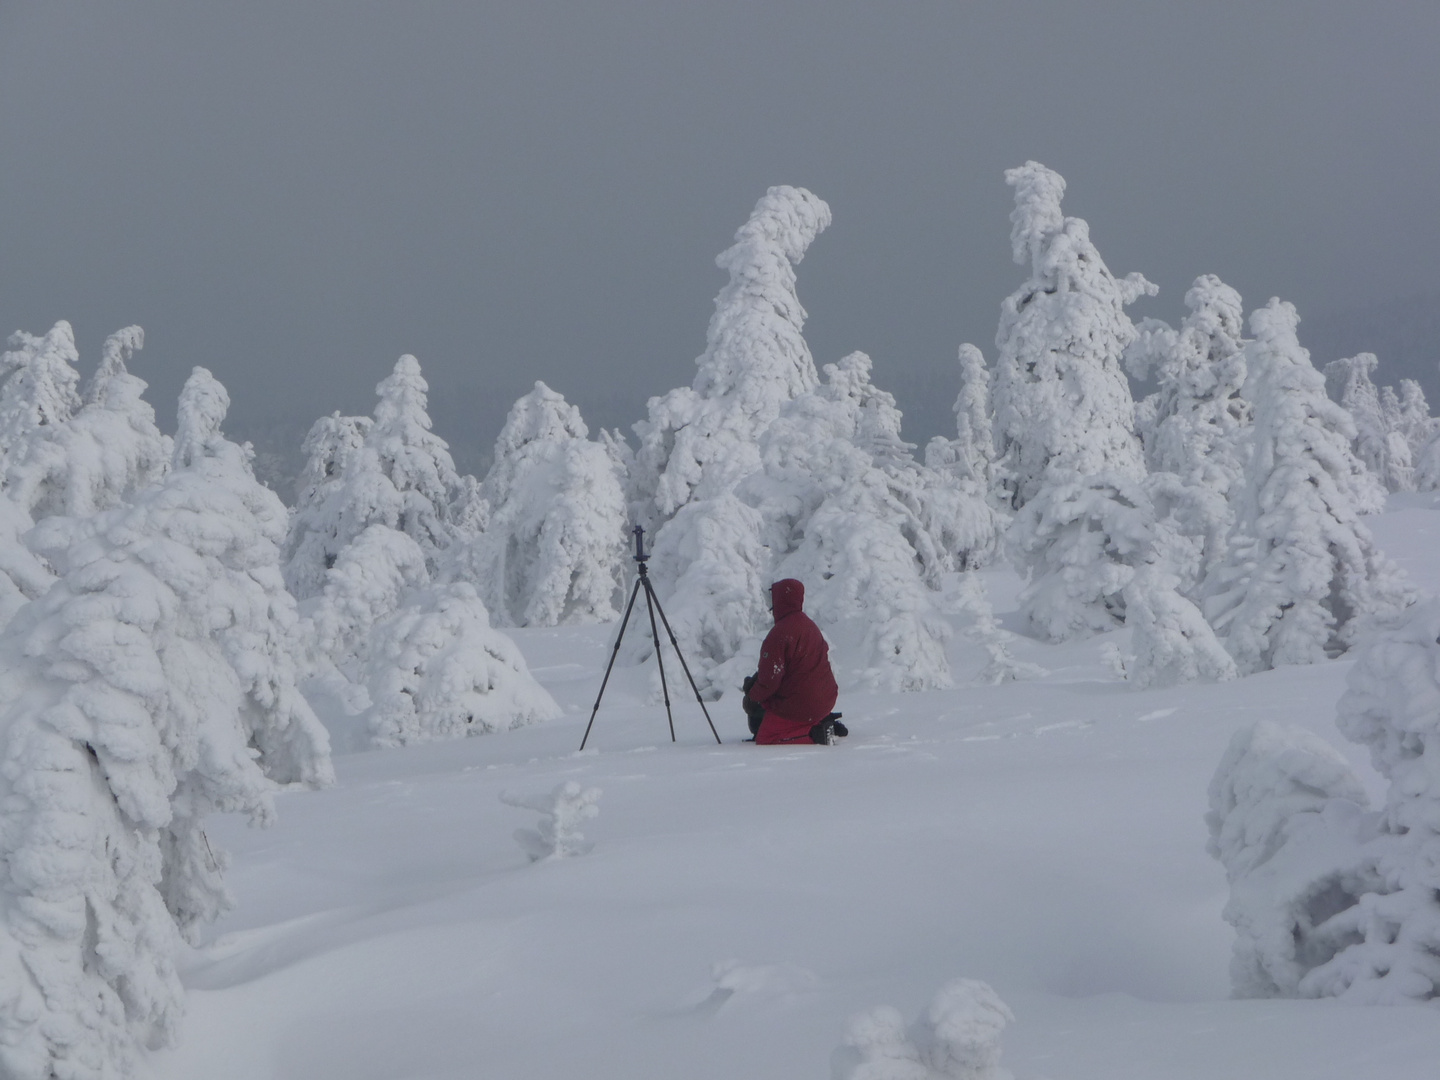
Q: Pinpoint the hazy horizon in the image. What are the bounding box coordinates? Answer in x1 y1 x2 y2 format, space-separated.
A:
3 2 1438 483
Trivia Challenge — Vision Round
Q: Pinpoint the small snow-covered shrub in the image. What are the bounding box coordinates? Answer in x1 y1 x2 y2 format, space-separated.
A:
1309 598 1440 1002
1206 720 1375 998
366 582 561 748
501 781 602 861
832 979 1014 1080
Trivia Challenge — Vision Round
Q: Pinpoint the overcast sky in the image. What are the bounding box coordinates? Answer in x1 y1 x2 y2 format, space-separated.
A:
2 1 1437 475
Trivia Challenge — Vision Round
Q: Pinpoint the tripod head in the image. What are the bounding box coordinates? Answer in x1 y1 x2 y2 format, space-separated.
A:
632 524 650 575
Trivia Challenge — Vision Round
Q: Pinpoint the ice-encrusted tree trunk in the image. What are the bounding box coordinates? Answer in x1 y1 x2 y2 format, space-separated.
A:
0 367 332 1080
472 381 625 626
283 411 373 600
3 325 171 521
1205 300 1410 674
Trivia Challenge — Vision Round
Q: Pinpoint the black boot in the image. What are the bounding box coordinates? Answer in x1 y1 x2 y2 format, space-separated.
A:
821 712 847 738
810 718 837 745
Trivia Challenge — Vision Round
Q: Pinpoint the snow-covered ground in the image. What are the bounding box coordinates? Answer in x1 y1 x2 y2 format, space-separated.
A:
151 497 1440 1080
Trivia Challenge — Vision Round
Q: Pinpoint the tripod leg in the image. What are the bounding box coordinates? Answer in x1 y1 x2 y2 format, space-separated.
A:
579 576 644 751
646 580 724 745
641 579 676 742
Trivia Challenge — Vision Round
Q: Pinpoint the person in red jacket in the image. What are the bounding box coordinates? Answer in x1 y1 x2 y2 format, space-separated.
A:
743 579 846 745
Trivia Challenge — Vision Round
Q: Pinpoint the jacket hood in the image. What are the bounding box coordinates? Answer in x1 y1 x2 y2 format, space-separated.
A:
770 579 805 621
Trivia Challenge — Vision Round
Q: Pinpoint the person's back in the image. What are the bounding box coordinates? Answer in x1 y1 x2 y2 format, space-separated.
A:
747 579 841 744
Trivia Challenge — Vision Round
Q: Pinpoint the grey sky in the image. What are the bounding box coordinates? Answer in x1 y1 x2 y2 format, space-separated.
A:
2 2 1437 479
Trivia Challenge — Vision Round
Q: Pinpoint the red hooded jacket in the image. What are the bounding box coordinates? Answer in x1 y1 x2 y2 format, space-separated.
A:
750 579 838 744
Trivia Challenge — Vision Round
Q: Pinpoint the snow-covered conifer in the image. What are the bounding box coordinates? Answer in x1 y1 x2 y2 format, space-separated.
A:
0 367 331 1079
0 320 83 468
990 162 1154 510
1206 300 1411 673
3 325 170 521
473 382 625 626
293 356 476 591
624 186 830 687
366 582 561 747
1325 353 1407 494
1006 470 1151 641
1395 379 1434 463
988 163 1170 641
632 185 831 529
284 411 373 599
925 344 997 497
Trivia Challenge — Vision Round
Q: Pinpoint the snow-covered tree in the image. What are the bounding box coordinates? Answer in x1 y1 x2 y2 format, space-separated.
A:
472 382 625 626
366 581 561 747
1325 353 1410 494
1006 469 1150 641
1313 598 1440 1001
500 781 602 861
1205 720 1374 999
925 343 997 496
1205 300 1411 674
0 320 83 468
624 186 830 686
988 162 1169 641
1209 600 1440 1003
288 356 477 592
3 325 170 521
1121 563 1237 689
631 185 831 530
283 411 373 600
0 367 331 1080
990 162 1154 511
1394 379 1434 464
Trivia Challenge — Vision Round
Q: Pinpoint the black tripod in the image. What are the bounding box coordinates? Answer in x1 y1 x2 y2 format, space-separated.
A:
579 525 723 750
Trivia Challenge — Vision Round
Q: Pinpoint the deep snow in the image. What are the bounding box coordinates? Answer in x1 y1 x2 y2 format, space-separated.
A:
150 498 1440 1080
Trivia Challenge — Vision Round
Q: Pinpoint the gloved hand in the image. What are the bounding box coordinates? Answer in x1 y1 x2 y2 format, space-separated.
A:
740 674 764 735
